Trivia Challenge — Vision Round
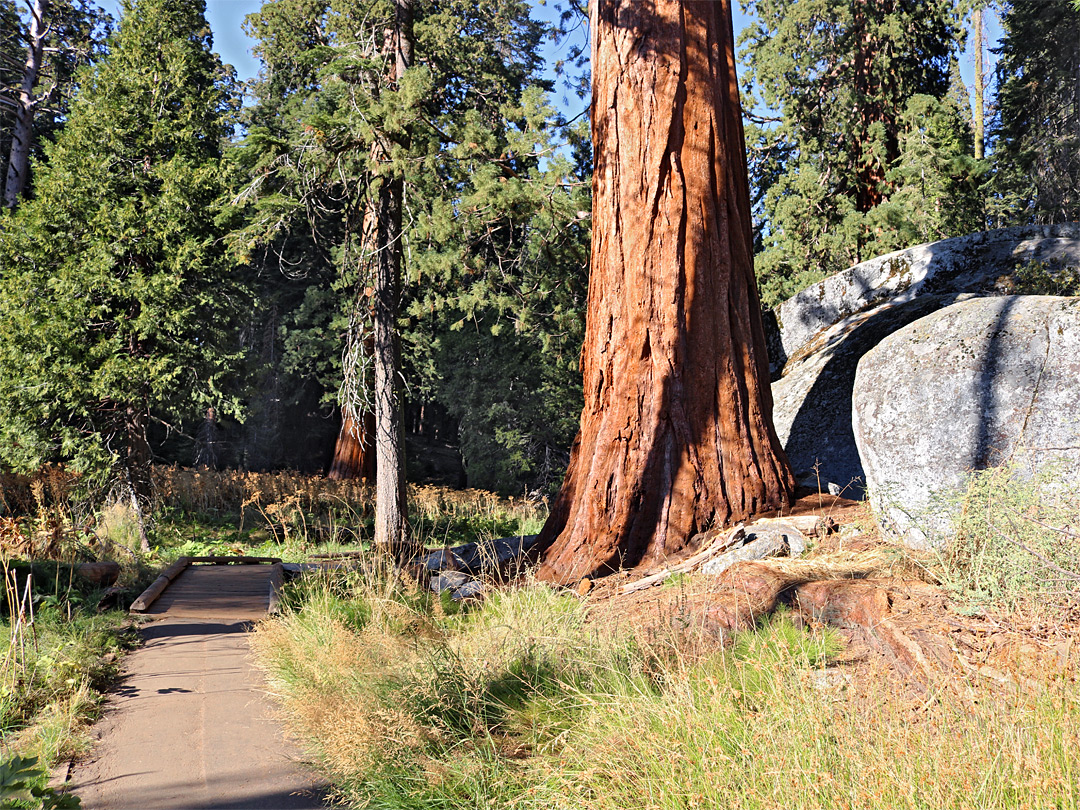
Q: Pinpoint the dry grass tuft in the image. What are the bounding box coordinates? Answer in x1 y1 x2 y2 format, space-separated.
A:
251 561 1080 810
754 545 935 584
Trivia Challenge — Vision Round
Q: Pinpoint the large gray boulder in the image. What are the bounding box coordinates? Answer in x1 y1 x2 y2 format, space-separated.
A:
773 223 1080 373
851 296 1080 547
772 293 975 494
768 225 1080 493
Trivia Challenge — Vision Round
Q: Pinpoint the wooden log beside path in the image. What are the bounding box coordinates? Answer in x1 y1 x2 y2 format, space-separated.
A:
129 557 191 613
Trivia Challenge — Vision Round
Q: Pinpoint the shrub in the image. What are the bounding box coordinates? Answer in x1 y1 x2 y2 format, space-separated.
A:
937 460 1080 614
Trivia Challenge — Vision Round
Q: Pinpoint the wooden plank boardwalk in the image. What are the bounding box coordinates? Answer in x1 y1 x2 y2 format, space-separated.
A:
140 564 278 621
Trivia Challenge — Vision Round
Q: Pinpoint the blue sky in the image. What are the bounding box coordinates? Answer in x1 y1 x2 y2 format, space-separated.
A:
95 1 999 123
202 0 262 80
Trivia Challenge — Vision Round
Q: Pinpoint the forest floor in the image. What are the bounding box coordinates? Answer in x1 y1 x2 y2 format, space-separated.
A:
585 501 1079 706
244 481 1080 808
7 465 1074 808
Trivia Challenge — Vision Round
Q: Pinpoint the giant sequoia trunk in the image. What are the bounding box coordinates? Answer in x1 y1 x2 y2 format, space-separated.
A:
536 0 794 584
851 3 890 213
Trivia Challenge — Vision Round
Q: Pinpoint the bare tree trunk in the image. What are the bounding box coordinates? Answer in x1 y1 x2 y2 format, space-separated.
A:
124 406 152 553
371 0 413 554
973 6 984 160
328 411 377 480
536 0 795 585
3 0 47 210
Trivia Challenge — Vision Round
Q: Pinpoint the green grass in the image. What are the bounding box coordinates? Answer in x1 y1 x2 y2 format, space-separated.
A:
0 468 543 778
0 593 136 766
251 567 1080 810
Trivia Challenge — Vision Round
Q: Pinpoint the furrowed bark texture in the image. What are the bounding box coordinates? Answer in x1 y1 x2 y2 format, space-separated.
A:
372 0 412 553
328 412 377 480
372 181 407 550
536 0 794 584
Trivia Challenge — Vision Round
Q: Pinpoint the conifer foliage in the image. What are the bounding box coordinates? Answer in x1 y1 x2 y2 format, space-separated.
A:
989 0 1080 224
0 0 244 547
740 0 985 304
236 0 588 498
0 0 112 208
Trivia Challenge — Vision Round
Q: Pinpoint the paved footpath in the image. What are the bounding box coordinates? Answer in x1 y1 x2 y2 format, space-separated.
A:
68 567 326 809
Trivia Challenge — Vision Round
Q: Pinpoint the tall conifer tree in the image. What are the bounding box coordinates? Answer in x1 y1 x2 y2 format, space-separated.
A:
740 0 973 303
989 0 1080 224
0 0 244 548
236 0 586 501
1 0 112 208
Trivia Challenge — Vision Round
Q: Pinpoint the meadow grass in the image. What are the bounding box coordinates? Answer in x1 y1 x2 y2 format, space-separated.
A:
0 464 543 776
252 563 1080 810
8 462 1079 806
0 595 136 765
149 466 545 560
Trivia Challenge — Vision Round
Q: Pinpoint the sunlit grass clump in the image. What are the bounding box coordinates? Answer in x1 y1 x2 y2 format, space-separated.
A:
252 566 1080 810
0 585 134 765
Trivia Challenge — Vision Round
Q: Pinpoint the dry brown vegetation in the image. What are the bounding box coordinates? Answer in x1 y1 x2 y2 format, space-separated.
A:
250 476 1080 809
253 549 1080 810
150 465 542 523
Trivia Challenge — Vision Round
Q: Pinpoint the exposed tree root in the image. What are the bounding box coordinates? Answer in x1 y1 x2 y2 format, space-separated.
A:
678 550 1052 692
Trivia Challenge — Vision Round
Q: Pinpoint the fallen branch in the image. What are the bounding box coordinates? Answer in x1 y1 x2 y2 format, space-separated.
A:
621 525 745 595
753 515 836 536
130 557 190 612
185 555 281 565
699 532 789 576
621 519 823 595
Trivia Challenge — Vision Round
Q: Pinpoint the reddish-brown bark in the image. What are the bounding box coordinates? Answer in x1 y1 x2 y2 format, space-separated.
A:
328 412 377 480
536 0 794 584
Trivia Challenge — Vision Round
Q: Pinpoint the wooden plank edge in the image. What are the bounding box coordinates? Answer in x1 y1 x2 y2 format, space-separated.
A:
130 557 191 612
267 563 285 616
186 555 282 565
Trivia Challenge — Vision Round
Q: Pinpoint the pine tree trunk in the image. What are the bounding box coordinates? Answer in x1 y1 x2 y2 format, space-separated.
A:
328 411 377 480
536 0 795 585
371 0 413 553
3 0 47 210
973 7 984 160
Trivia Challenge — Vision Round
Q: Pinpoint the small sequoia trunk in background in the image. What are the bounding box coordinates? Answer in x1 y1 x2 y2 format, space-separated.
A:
328 412 377 481
536 0 794 584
